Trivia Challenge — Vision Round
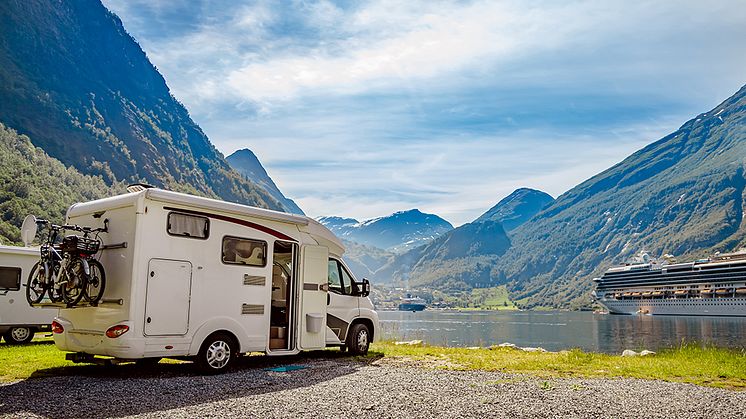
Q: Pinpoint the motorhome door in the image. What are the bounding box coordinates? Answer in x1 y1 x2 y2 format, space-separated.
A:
144 259 192 336
298 245 328 350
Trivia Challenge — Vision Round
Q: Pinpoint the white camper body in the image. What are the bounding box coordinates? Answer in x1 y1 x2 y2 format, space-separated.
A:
53 188 378 371
0 245 56 343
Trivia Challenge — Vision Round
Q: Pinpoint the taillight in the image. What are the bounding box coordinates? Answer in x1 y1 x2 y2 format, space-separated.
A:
51 321 64 334
105 325 130 338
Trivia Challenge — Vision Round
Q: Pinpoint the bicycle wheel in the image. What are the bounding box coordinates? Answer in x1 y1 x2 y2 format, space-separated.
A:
48 263 63 303
25 261 47 305
84 259 106 305
60 258 86 307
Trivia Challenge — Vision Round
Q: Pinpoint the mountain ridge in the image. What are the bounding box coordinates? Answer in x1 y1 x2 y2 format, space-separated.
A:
0 0 284 211
317 209 454 252
226 149 304 215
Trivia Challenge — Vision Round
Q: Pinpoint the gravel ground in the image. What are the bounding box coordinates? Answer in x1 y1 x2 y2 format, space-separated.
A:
1 353 744 419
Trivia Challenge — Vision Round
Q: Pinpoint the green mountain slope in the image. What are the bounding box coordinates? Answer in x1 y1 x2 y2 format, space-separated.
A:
497 84 746 308
0 0 282 210
0 123 123 244
374 220 511 291
475 188 554 231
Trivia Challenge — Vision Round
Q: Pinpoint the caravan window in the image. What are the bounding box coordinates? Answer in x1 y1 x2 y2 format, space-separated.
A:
0 266 21 291
222 236 267 267
167 212 209 239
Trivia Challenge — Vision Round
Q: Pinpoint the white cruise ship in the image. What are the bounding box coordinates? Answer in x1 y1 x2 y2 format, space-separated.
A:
593 251 746 316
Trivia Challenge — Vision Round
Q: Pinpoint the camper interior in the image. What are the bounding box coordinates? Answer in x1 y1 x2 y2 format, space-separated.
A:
270 241 296 350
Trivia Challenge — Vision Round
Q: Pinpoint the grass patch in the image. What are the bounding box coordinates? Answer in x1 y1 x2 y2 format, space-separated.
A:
2 339 744 390
371 341 746 390
0 340 70 381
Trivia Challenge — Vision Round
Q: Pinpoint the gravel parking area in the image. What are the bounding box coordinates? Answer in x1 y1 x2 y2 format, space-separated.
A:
1 353 744 418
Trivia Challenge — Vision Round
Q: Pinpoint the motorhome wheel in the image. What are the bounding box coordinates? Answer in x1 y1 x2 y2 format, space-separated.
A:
196 333 235 374
346 323 370 355
4 327 35 344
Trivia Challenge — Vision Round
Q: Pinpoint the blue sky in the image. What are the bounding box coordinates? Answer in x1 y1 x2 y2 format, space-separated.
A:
102 0 746 225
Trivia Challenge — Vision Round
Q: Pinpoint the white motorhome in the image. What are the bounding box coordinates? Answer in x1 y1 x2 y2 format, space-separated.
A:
50 187 378 373
0 245 56 343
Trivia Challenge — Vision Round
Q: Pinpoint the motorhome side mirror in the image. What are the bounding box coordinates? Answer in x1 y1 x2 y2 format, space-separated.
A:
20 215 37 247
361 278 370 298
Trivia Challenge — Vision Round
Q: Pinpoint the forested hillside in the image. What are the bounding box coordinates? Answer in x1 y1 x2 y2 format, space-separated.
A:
0 0 284 211
496 84 746 308
0 123 123 244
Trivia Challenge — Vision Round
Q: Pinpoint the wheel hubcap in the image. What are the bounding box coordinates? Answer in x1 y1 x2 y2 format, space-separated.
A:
11 327 30 341
357 330 368 350
206 340 231 369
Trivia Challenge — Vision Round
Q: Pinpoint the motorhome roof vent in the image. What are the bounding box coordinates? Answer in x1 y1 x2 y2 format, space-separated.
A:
126 183 155 193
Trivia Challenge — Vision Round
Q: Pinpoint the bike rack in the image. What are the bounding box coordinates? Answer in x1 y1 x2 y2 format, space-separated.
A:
33 298 124 309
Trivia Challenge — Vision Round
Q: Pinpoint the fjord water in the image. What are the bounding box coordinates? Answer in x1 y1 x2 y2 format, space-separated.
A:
379 310 746 353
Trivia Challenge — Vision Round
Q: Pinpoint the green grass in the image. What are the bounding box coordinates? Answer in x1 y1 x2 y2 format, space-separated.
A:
0 339 69 381
2 339 745 390
465 286 518 310
371 341 746 390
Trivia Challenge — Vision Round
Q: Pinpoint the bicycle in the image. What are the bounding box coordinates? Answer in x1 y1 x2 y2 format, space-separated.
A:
25 220 107 307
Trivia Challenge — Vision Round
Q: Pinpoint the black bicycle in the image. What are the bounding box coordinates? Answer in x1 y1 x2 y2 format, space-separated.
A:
26 220 107 307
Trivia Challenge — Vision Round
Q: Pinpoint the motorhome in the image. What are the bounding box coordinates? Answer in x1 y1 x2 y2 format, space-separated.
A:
43 187 378 373
0 244 55 343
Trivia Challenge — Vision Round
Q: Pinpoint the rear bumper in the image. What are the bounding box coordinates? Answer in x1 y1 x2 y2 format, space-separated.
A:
53 317 143 359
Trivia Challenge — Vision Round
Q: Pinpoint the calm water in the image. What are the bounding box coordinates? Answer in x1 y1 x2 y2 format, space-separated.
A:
379 310 746 353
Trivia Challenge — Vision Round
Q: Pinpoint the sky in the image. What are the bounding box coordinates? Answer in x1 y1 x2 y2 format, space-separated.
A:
101 0 746 226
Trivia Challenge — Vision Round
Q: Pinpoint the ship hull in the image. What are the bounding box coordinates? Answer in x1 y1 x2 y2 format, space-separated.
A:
598 297 746 316
398 303 426 312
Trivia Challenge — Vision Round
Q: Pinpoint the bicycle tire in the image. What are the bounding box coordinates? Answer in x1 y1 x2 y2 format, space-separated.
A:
60 258 86 307
83 259 106 305
48 263 63 303
25 261 47 305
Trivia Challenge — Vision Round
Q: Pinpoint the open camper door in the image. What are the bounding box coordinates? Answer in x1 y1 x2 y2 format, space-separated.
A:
298 245 328 350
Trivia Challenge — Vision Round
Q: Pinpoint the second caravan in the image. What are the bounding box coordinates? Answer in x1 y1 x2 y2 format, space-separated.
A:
51 187 378 373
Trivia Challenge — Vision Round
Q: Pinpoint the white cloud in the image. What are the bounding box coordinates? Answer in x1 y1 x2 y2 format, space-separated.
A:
102 0 746 225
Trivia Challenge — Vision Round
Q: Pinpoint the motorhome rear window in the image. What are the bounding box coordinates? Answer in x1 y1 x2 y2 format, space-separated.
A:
0 266 21 291
167 212 209 239
222 237 267 267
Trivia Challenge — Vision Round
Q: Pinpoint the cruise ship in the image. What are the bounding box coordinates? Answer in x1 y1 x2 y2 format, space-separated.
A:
593 251 746 316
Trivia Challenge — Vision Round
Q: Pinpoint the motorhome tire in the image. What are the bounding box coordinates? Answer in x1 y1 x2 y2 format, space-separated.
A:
196 333 235 374
4 327 35 344
346 323 370 355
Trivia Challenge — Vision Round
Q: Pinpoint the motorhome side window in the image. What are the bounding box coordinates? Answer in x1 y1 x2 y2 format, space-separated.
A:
328 259 356 294
222 237 267 267
0 266 21 291
167 212 209 239
328 260 343 294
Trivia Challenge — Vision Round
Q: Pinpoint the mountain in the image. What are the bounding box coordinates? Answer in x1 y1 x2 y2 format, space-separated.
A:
370 187 548 287
494 84 746 308
0 0 283 211
373 220 511 290
317 209 454 252
340 239 396 281
0 123 122 244
475 188 554 231
226 149 304 215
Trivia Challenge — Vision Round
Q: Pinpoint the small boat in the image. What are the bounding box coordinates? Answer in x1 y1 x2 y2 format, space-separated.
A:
736 288 746 295
715 289 733 295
